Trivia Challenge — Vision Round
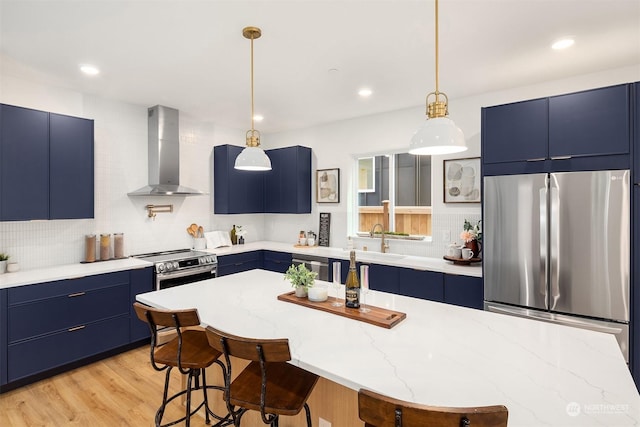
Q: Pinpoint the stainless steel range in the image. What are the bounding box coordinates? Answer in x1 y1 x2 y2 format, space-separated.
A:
132 249 217 290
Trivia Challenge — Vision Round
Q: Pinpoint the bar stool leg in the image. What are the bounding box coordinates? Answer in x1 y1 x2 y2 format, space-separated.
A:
304 403 312 427
156 367 173 427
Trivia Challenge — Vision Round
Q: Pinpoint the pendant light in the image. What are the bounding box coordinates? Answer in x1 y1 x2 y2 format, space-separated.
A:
409 0 467 155
235 26 272 171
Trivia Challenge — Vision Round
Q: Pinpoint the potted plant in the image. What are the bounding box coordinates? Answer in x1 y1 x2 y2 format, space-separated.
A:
0 253 9 274
460 219 482 258
284 263 317 297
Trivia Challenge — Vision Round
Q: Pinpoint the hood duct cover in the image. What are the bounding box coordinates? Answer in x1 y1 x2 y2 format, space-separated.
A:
128 105 205 196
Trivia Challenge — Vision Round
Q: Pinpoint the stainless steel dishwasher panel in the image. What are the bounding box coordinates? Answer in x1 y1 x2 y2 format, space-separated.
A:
292 255 329 281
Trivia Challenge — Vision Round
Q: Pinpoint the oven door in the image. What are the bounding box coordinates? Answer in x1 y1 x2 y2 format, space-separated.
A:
156 265 217 290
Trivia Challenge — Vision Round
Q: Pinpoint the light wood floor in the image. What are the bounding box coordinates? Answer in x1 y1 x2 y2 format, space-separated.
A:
0 345 222 427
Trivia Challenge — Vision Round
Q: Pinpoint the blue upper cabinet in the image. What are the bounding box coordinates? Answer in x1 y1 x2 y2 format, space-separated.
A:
634 82 640 184
214 144 265 214
214 144 311 214
0 104 94 221
264 146 311 214
482 84 631 175
49 113 94 219
549 84 630 159
482 98 548 164
0 105 50 220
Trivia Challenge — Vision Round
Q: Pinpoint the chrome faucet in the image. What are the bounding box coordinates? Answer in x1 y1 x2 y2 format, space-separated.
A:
370 223 389 253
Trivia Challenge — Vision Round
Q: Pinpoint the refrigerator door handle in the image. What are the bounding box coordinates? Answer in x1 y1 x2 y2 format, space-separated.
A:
549 178 560 310
539 185 548 309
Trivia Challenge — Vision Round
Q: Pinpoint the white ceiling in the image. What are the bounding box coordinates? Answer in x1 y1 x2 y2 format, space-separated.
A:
1 0 639 133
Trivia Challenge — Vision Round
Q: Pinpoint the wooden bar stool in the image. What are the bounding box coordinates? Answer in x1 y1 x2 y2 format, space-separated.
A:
133 302 231 427
358 388 508 427
205 325 319 427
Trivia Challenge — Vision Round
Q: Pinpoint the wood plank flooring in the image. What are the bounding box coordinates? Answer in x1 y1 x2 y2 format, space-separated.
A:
0 346 218 426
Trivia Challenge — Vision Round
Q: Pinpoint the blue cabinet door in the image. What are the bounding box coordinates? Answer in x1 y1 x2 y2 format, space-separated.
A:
634 83 640 184
444 274 483 310
0 104 49 220
217 251 263 276
481 98 548 164
49 113 94 219
263 250 292 273
265 146 311 214
0 289 6 386
633 186 640 388
398 269 444 302
368 264 399 294
130 267 154 342
549 84 630 159
214 145 265 214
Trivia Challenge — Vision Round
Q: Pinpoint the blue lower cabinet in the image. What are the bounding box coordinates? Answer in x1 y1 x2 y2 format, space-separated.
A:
130 267 154 342
263 251 292 273
7 316 129 383
4 271 132 387
368 264 399 294
633 186 640 389
0 289 6 386
443 274 484 310
398 269 444 302
217 251 263 276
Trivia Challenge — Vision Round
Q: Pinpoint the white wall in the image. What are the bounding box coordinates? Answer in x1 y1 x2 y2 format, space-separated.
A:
0 56 638 269
264 64 639 256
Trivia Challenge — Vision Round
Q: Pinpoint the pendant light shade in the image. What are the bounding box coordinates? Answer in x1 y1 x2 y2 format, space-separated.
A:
409 117 466 155
410 0 467 156
235 26 271 171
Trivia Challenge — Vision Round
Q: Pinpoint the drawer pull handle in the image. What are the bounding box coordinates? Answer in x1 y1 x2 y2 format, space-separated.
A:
526 158 546 162
68 325 86 332
68 292 86 298
551 155 572 160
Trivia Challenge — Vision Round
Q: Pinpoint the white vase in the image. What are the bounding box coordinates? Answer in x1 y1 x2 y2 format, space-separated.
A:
294 286 308 298
0 261 6 274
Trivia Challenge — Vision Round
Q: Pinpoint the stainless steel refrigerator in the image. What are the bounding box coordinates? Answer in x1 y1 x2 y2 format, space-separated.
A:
483 170 630 361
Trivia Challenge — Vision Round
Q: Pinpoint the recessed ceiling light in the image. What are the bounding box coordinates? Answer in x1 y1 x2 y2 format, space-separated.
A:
253 114 264 122
551 37 575 50
358 88 373 97
80 64 99 75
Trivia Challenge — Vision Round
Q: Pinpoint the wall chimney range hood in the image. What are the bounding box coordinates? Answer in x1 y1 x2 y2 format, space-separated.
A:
128 105 205 196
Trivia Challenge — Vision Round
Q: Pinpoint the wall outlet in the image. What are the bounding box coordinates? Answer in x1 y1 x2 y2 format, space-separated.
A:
442 230 451 242
319 418 331 427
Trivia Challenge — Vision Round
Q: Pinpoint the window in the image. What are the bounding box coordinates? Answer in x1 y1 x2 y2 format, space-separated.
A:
357 153 432 237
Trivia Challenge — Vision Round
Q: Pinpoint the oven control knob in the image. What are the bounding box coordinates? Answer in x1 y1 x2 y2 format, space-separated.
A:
172 261 179 270
208 256 214 263
163 262 172 271
157 263 165 273
205 256 212 264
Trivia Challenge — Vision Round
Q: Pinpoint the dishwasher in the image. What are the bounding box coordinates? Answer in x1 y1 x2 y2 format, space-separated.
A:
292 254 329 282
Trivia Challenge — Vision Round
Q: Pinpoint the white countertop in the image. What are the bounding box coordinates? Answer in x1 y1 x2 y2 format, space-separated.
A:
0 258 151 289
204 241 482 277
137 269 640 426
0 241 479 291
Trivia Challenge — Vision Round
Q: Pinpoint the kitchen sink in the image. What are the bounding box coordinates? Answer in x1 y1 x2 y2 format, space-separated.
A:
342 250 405 262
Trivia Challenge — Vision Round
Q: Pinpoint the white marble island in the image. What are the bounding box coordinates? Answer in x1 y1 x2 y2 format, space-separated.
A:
137 269 640 426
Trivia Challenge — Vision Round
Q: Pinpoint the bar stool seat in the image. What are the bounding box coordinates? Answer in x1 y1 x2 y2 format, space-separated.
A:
358 388 508 427
133 302 231 427
205 325 319 426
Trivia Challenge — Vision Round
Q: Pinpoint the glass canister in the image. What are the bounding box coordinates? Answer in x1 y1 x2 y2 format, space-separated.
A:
85 234 96 263
100 233 111 261
114 233 124 259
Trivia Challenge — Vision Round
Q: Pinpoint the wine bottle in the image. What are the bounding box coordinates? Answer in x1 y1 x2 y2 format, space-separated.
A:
345 250 360 308
230 225 237 245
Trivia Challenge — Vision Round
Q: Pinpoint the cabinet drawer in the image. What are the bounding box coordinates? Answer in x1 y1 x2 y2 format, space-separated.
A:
7 315 129 382
8 271 129 304
263 250 292 273
8 282 129 343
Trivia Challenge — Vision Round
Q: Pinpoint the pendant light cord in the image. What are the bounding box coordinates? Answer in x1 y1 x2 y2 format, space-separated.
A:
250 35 255 132
434 0 439 99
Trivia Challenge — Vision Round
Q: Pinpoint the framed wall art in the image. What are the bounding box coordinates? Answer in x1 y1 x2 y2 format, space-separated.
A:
443 157 481 203
316 168 340 203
